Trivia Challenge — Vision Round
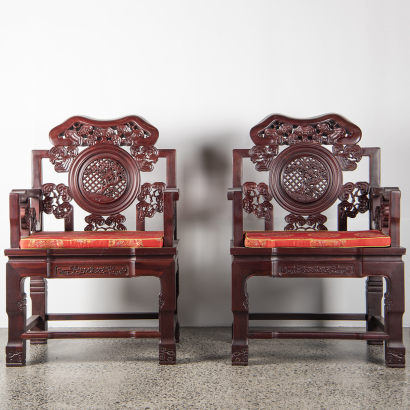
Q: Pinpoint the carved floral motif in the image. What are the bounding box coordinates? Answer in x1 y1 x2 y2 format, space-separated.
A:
42 183 73 222
130 145 159 172
17 298 26 311
159 293 165 310
55 265 128 276
82 159 127 203
243 182 273 220
249 145 278 171
284 214 327 231
250 119 362 171
137 182 166 220
84 214 126 231
283 157 329 202
49 146 79 172
338 182 369 220
279 265 355 276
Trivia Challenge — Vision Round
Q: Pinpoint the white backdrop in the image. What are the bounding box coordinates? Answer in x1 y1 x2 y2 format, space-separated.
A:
0 0 409 328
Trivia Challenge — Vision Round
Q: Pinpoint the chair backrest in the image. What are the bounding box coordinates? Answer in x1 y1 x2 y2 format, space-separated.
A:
230 114 387 245
29 116 176 234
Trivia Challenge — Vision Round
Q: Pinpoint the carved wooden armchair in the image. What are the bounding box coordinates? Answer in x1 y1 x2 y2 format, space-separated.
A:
5 116 179 366
228 114 405 367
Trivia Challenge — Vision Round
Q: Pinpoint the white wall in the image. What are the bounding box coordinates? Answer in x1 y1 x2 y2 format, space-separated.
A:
1 0 409 328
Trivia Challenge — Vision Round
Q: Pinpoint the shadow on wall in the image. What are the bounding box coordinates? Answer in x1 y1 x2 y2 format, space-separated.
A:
176 136 325 327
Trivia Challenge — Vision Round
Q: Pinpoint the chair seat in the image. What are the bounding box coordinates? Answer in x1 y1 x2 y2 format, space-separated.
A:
20 231 164 249
244 230 390 248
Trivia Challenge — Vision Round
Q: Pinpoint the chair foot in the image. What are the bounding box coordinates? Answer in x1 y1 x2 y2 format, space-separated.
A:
385 344 405 368
232 344 248 366
159 343 176 365
6 346 26 367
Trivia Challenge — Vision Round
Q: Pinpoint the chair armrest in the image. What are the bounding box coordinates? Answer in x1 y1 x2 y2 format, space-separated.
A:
370 187 401 247
163 188 179 247
228 187 244 247
9 189 42 248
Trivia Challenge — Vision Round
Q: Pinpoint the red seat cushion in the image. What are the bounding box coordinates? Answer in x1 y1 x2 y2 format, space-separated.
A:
20 231 164 249
244 230 390 248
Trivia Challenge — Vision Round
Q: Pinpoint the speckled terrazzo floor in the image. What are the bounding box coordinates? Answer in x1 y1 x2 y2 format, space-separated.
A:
0 327 409 409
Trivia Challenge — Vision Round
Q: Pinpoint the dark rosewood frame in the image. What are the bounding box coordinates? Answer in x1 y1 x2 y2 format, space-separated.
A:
228 114 405 367
5 116 180 366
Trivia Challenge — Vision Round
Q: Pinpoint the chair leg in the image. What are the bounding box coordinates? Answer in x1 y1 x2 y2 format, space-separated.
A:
158 262 176 365
384 264 405 368
6 263 26 367
174 263 180 343
366 276 383 345
232 263 249 366
30 277 48 345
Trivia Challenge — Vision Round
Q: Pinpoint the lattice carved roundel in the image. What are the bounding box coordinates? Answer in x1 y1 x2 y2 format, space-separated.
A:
270 143 342 215
69 144 140 215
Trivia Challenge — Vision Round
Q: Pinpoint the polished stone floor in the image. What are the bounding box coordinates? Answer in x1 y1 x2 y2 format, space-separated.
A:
0 327 409 409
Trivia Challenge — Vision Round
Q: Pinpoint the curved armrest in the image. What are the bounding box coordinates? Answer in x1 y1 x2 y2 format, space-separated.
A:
370 187 401 247
9 189 42 248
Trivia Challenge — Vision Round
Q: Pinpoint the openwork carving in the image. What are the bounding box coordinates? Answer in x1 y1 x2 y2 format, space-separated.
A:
159 346 176 362
6 350 23 364
249 114 363 171
243 182 273 220
130 145 159 172
137 182 166 220
332 144 363 171
55 121 150 147
82 159 127 203
386 348 405 366
159 293 165 309
23 205 37 233
279 265 355 276
42 183 73 222
284 214 327 231
49 146 79 173
84 214 126 231
374 203 389 231
270 144 342 215
283 157 329 202
249 145 278 171
338 182 369 220
232 347 248 364
55 265 129 276
243 293 249 310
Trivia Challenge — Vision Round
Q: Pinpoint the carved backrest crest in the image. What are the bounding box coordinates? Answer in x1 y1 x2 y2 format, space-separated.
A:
249 114 363 172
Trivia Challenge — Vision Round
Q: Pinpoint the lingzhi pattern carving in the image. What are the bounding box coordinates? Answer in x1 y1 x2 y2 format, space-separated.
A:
84 214 127 231
243 182 273 220
42 183 73 222
250 118 363 172
137 182 166 220
284 213 327 231
338 182 369 220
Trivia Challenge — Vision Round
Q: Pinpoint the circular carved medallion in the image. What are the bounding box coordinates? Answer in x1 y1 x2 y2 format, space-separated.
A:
269 143 342 215
69 144 140 215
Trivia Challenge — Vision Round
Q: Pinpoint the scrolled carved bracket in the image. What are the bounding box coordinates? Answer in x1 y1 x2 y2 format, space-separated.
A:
338 182 369 220
374 203 389 231
49 146 79 173
249 145 278 171
84 214 126 231
137 182 166 220
243 182 273 221
42 183 73 222
332 144 363 171
131 145 159 172
284 213 327 231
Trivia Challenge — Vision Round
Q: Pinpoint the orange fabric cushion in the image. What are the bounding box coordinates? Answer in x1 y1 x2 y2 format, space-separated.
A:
20 231 164 249
244 230 390 248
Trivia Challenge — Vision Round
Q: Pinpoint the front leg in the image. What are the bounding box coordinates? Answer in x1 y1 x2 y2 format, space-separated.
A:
6 263 26 367
30 277 48 345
